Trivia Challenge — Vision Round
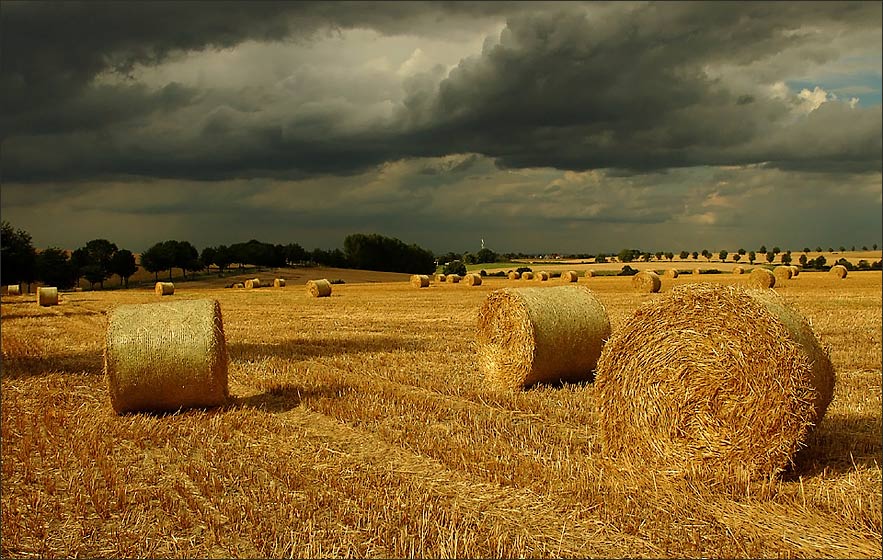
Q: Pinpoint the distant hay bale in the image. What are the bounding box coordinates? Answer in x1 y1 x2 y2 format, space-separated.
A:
665 269 679 278
233 282 245 289
748 268 776 289
830 265 848 279
245 278 261 289
411 274 430 288
537 271 550 281
561 271 578 282
448 274 461 284
596 283 835 480
436 274 447 282
37 287 58 306
774 266 793 283
154 282 174 296
584 270 595 278
476 285 611 390
273 278 286 288
693 268 701 275
105 298 229 414
465 273 483 286
789 266 800 277
522 272 534 280
7 285 21 295
732 266 745 275
306 279 333 297
632 271 661 293
508 271 521 280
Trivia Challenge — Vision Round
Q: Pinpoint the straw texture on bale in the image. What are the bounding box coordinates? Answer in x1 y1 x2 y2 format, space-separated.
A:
522 272 534 280
830 264 848 279
307 279 333 297
732 266 745 275
410 274 430 288
774 266 793 283
665 269 679 278
37 287 58 306
273 278 286 288
465 273 483 286
584 270 595 278
561 271 578 282
476 285 611 390
7 285 21 295
155 282 174 296
632 271 661 293
748 268 776 289
595 283 835 480
245 278 261 289
537 271 550 281
789 266 800 277
436 274 447 282
105 298 229 414
448 274 461 283
508 271 521 280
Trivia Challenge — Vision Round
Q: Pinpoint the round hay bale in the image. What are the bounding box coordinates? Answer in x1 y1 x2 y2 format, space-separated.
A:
748 268 775 289
561 271 578 282
273 278 286 288
693 268 701 275
732 266 745 275
436 274 447 282
508 271 521 280
665 269 679 279
233 282 245 289
537 271 550 281
37 287 58 306
595 283 835 480
245 278 261 289
522 272 534 280
773 266 793 283
584 270 595 278
830 265 848 279
307 279 333 297
7 285 21 295
465 273 483 286
411 274 430 288
448 274 462 284
476 285 611 390
789 265 800 277
105 298 229 414
155 282 174 296
632 271 661 293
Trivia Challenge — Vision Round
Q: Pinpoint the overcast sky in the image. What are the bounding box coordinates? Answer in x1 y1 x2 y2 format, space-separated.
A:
1 1 881 255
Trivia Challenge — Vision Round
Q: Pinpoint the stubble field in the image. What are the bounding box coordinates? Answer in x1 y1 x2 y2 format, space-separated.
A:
1 270 881 558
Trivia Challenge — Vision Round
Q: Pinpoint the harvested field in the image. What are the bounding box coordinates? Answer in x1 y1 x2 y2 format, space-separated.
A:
1 271 881 558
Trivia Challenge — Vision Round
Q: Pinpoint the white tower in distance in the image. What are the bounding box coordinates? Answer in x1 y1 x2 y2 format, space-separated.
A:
481 238 485 249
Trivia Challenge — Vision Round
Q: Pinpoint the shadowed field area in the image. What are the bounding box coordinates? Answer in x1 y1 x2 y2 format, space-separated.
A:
2 271 881 558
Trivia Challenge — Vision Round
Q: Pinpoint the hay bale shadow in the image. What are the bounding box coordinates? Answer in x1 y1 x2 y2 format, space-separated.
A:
229 382 352 413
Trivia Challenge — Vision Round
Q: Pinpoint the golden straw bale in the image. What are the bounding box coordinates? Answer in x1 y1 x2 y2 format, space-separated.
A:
561 271 578 282
584 270 595 278
830 265 848 279
465 273 483 286
233 282 245 289
789 265 800 277
748 268 775 289
596 283 835 480
537 271 550 281
37 287 58 306
632 271 661 293
774 266 793 283
410 274 430 288
105 299 229 414
477 285 611 390
7 285 21 295
306 279 333 297
508 271 521 280
522 272 534 280
693 268 701 275
273 278 286 288
154 282 174 296
245 278 261 289
436 274 447 282
732 266 745 275
448 274 461 283
665 269 679 278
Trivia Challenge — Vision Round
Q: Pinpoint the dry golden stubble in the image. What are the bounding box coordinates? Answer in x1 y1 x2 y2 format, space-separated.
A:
595 283 835 480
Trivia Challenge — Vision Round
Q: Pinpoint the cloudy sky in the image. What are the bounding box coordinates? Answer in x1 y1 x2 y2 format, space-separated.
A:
2 1 881 255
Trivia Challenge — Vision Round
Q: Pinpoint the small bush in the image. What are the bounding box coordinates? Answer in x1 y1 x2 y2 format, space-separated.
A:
329 279 346 285
618 265 638 276
516 266 533 274
443 260 467 276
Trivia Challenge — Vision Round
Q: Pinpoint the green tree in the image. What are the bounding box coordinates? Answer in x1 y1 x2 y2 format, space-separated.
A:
815 255 827 269
200 246 217 271
772 246 780 255
748 251 756 264
679 250 689 260
766 251 775 263
732 253 741 262
665 252 674 261
140 242 173 281
476 247 498 264
109 249 138 287
799 254 808 267
596 253 607 263
82 239 119 288
737 248 746 256
759 245 767 254
701 249 711 261
815 246 822 252
69 247 89 289
781 252 792 265
1 221 37 290
803 247 810 253
443 260 467 276
35 247 75 289
655 251 664 261
691 251 699 260
718 250 728 262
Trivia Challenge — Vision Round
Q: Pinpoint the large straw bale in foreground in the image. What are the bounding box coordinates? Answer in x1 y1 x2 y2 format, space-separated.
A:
748 268 775 288
774 266 793 283
632 271 661 293
411 274 430 288
476 285 611 390
37 287 58 306
596 284 834 480
105 299 229 414
665 269 679 278
732 266 744 275
830 265 848 279
561 271 578 282
465 273 482 286
508 271 520 280
155 282 174 296
273 278 286 288
307 279 333 297
7 285 21 295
